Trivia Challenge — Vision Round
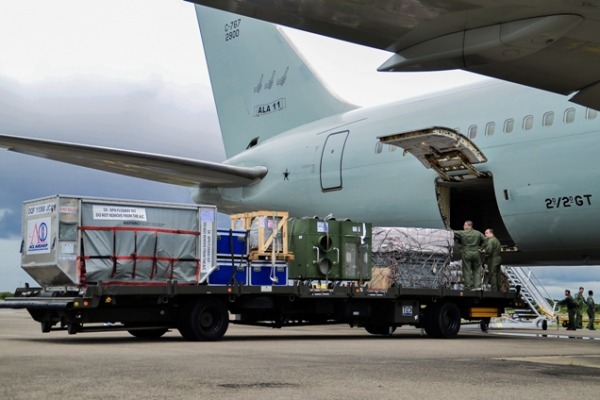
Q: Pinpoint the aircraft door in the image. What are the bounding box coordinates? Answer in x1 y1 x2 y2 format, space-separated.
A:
320 131 348 191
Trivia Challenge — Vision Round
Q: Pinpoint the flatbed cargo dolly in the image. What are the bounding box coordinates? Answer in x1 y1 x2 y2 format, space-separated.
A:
0 195 518 340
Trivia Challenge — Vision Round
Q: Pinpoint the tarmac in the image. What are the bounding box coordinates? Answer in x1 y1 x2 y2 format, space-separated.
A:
1 309 600 400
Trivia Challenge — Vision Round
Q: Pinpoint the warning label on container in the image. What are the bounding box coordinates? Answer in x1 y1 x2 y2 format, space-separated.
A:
200 208 215 275
59 206 78 214
92 205 147 221
27 217 51 254
317 221 328 233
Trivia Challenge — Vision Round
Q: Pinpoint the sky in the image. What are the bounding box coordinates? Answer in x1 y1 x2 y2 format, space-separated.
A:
0 0 598 299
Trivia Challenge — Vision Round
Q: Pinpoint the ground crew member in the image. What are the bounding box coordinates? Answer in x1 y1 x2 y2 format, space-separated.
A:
557 289 578 330
453 221 485 290
575 286 585 329
586 290 596 330
482 228 502 292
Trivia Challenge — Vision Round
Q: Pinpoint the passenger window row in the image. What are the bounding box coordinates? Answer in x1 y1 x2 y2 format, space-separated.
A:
374 108 598 153
466 107 598 139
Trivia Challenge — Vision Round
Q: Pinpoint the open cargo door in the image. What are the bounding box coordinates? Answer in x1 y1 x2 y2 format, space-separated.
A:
380 127 515 247
380 127 488 182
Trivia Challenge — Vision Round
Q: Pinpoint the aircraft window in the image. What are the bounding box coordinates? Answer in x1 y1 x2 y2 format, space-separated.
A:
468 125 477 139
503 118 514 133
485 122 495 136
542 111 554 127
564 108 576 123
586 108 598 120
375 141 383 154
522 115 534 131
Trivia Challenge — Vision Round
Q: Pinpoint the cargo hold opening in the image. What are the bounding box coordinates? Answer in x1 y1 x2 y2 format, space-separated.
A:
436 176 515 247
379 127 516 248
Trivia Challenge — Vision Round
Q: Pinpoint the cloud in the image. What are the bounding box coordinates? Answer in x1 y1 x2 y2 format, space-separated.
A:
0 208 11 221
518 266 600 301
0 73 227 239
0 75 223 158
0 238 30 292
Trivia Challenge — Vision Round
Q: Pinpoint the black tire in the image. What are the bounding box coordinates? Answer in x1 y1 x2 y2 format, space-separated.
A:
127 328 168 339
480 318 490 333
41 320 53 333
365 325 397 336
178 298 229 341
67 322 80 335
426 302 461 339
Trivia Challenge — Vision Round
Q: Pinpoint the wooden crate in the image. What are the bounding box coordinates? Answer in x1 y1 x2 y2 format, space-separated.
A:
368 267 393 290
230 211 292 260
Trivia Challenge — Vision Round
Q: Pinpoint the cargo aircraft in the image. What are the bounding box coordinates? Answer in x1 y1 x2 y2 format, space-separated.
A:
1 3 600 266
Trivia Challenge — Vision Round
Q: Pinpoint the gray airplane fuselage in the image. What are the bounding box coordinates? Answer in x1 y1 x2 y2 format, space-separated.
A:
194 81 600 266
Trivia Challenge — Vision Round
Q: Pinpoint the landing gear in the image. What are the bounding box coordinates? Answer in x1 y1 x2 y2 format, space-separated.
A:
177 298 229 341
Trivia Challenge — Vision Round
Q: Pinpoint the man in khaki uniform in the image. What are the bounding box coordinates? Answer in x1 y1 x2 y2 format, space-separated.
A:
558 289 578 330
483 228 502 292
575 287 585 329
586 290 595 330
453 221 485 290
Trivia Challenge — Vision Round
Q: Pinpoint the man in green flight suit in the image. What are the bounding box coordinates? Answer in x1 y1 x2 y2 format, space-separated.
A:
586 290 596 330
575 287 585 329
483 228 502 292
557 289 578 330
453 221 485 290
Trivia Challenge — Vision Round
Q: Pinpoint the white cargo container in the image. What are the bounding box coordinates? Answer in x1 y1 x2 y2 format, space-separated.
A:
21 195 217 287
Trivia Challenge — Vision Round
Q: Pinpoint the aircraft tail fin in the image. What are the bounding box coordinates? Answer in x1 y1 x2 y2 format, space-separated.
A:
194 5 357 158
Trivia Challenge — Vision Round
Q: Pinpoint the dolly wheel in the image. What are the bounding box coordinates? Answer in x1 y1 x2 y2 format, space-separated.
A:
178 298 229 341
426 302 461 338
480 318 490 332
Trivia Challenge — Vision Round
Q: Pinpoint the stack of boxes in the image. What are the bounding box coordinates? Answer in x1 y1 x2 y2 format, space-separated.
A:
209 212 290 286
209 229 248 285
207 213 373 286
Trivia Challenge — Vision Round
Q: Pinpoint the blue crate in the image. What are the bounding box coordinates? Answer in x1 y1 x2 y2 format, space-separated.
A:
217 229 247 258
249 260 288 286
207 261 248 285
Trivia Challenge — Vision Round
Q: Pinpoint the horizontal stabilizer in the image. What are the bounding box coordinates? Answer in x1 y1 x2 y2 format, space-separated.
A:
0 134 267 188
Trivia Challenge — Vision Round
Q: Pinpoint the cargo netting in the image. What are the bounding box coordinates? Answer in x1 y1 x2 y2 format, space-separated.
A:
371 227 461 289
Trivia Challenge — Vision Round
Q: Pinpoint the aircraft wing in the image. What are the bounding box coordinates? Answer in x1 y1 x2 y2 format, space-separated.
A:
188 0 600 110
0 134 267 188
